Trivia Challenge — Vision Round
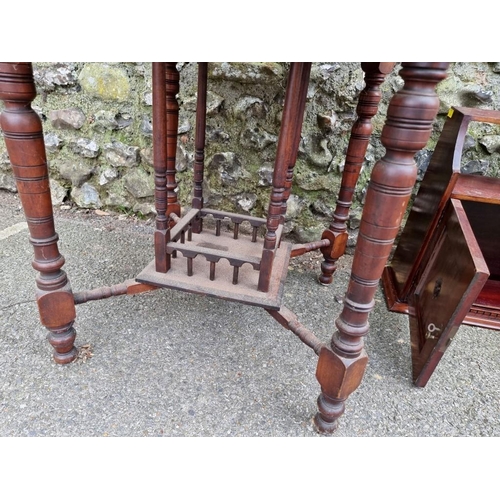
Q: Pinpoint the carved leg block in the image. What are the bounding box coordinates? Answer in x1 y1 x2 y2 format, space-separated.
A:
37 285 78 363
319 229 349 285
314 344 368 433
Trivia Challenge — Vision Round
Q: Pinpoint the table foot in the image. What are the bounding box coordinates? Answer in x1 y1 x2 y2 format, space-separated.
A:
313 394 344 434
48 327 78 364
318 257 337 286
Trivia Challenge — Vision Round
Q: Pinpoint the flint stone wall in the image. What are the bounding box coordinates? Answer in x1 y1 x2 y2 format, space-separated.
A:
1 62 500 242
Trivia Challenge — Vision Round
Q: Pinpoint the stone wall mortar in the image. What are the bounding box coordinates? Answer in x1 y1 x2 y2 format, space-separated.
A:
1 62 500 242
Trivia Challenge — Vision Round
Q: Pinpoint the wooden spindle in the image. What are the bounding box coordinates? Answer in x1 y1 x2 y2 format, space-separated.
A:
165 62 181 221
73 280 157 304
232 266 239 285
192 62 208 234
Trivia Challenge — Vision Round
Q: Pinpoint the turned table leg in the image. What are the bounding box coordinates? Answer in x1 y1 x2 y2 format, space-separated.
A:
259 62 311 293
319 62 394 285
152 62 171 273
314 62 449 433
0 62 78 363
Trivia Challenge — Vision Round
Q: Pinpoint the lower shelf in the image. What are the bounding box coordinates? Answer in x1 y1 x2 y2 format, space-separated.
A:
136 233 292 310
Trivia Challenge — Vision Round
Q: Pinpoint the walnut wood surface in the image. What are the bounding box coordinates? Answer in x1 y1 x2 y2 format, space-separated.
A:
165 63 181 220
383 107 471 302
137 235 292 310
281 63 311 218
454 174 500 204
383 106 500 304
152 62 171 273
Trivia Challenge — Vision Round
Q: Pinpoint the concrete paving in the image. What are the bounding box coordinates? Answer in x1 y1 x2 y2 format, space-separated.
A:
0 189 498 437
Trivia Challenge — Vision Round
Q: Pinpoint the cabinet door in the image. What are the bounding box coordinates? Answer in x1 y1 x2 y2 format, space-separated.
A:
410 199 490 387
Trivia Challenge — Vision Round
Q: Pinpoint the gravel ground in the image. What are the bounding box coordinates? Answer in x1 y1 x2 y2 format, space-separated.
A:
1 188 496 497
1 189 498 439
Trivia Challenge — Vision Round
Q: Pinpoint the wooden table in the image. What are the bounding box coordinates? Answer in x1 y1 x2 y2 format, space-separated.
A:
0 62 449 433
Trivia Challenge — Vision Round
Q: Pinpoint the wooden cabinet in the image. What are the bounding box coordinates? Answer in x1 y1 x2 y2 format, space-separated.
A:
382 106 500 386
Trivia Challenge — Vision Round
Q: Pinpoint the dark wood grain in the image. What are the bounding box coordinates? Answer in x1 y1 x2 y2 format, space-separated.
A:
165 62 181 220
383 106 500 305
152 62 171 273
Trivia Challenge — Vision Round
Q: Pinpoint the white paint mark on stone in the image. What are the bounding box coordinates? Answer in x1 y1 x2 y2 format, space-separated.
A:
0 222 28 241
